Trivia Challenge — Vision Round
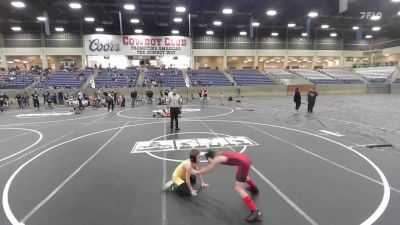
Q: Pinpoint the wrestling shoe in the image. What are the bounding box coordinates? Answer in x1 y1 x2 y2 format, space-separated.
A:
244 210 262 222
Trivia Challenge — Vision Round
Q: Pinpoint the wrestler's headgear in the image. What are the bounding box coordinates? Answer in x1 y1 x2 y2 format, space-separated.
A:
205 150 215 162
190 149 200 163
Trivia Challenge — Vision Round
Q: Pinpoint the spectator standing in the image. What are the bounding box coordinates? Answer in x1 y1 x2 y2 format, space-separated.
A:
131 88 138 107
146 88 154 106
307 88 318 113
293 88 301 111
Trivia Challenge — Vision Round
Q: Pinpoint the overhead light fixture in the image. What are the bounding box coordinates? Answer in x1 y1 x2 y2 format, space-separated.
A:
384 54 390 56
288 23 296 28
22 60 28 63
222 8 233 14
11 26 22 31
37 16 46 21
252 22 260 27
271 32 279 37
270 59 275 62
321 24 330 29
370 15 381 20
130 18 140 23
213 21 222 26
173 17 183 23
392 0 400 2
352 26 359 30
206 30 214 35
330 32 338 37
14 59 21 62
55 27 64 32
372 26 381 31
240 31 247 36
308 11 318 18
134 29 143 34
266 10 277 16
172 30 179 34
124 4 135 10
398 11 400 15
7 61 14 64
84 17 95 22
365 35 373 39
69 3 81 9
11 1 25 8
176 6 186 13
301 33 308 37
95 27 104 32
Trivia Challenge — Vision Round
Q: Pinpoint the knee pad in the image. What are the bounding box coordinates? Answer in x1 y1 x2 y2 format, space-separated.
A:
190 175 196 185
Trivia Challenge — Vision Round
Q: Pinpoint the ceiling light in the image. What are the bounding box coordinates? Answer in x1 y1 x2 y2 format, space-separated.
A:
252 22 260 27
321 24 330 29
240 31 247 36
271 32 279 36
95 27 104 32
213 21 222 26
14 59 21 62
22 60 28 63
7 61 14 64
308 11 318 18
130 18 140 23
352 26 359 30
266 10 277 16
55 27 64 32
173 17 182 23
392 0 400 2
384 54 390 56
11 1 25 8
222 8 233 14
330 32 338 37
69 3 81 9
37 16 46 21
206 30 214 35
85 17 95 22
288 23 296 28
11 26 21 31
372 26 381 31
301 33 308 37
370 15 381 20
134 29 143 34
124 4 135 10
365 35 373 39
398 11 400 15
172 30 179 34
176 6 186 13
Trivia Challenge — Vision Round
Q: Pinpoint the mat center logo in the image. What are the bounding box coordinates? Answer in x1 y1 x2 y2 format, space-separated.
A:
131 136 258 153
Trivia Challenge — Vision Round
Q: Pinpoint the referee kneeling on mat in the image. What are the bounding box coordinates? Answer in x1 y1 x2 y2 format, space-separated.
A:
163 150 209 196
167 88 182 131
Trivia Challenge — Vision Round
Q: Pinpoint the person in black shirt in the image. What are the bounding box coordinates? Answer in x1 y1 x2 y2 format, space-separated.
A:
307 88 318 113
145 88 154 106
293 88 301 111
0 92 7 112
32 90 40 110
16 92 23 109
131 88 137 107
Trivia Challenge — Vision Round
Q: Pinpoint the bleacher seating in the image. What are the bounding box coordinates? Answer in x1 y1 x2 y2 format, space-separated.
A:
32 70 93 89
95 69 139 88
144 69 186 87
319 69 364 84
189 69 232 86
354 67 396 83
289 69 342 84
0 71 33 89
392 78 400 84
265 69 294 76
228 69 275 86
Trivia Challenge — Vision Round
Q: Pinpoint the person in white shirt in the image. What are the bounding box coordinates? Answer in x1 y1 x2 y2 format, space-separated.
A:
167 88 182 131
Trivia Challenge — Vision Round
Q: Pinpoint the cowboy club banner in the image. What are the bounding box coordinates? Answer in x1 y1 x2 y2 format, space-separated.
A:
83 34 191 56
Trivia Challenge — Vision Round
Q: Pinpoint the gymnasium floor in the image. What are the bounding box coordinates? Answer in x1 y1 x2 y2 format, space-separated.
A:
0 95 399 225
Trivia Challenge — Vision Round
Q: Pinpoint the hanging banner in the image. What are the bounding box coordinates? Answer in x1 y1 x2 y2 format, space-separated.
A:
83 34 191 56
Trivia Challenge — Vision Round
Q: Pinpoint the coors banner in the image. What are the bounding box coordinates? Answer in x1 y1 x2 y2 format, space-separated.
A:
84 34 191 56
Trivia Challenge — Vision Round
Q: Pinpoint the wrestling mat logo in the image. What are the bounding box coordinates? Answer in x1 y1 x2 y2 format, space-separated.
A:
131 136 259 153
